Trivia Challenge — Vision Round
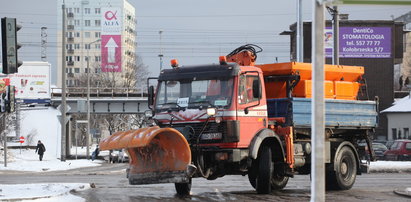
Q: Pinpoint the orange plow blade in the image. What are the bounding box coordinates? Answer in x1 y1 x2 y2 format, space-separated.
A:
99 126 192 185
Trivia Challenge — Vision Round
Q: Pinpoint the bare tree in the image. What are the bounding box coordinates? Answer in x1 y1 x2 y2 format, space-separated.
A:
72 55 149 146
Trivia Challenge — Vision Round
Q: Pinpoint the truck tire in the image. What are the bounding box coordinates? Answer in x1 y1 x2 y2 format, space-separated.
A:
271 175 289 190
326 146 357 190
175 178 192 196
248 160 257 189
256 146 273 194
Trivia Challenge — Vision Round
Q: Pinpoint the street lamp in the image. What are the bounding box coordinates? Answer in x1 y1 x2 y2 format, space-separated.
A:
158 30 163 71
86 39 101 160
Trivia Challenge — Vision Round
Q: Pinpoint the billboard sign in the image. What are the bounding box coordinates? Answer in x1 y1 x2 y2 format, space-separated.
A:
325 27 391 58
1 62 51 100
101 7 122 72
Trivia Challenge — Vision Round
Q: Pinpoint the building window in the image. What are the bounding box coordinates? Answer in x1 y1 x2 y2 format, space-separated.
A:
85 44 91 49
84 32 90 38
85 56 89 61
75 32 80 37
95 32 100 38
74 8 80 13
392 128 397 139
85 20 91 27
95 56 101 62
74 68 80 73
95 20 101 26
74 20 80 26
95 8 101 14
95 44 100 49
84 8 90 14
404 128 410 140
74 44 80 49
75 56 80 61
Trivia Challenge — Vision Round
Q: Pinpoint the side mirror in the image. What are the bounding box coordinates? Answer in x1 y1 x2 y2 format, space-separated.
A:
148 85 155 108
252 79 261 99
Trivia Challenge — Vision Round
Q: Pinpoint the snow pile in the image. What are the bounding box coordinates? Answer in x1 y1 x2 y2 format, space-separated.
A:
0 148 102 172
8 107 62 158
369 161 411 173
0 183 89 201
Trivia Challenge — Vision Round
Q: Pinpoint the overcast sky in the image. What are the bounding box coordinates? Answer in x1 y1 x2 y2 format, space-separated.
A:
1 1 410 85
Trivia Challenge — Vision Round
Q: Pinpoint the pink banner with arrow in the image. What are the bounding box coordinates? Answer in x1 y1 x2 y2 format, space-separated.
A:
101 35 122 72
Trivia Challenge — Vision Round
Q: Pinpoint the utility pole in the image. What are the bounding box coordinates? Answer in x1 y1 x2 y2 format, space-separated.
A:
329 6 339 65
311 0 325 201
296 0 304 62
15 102 20 139
61 0 67 161
41 27 47 62
2 114 7 167
158 30 163 71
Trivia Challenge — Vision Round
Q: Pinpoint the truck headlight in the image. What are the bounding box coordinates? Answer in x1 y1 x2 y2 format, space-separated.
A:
207 108 216 116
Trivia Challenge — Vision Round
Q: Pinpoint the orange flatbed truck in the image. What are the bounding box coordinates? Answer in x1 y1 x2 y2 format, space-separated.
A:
100 47 377 195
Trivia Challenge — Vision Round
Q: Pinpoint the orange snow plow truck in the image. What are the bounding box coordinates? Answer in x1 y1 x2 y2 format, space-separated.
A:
100 45 377 195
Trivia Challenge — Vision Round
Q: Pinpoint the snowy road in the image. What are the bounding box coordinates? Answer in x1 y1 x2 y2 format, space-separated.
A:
1 163 410 201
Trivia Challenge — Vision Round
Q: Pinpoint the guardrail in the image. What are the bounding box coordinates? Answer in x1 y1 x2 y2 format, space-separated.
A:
51 87 147 98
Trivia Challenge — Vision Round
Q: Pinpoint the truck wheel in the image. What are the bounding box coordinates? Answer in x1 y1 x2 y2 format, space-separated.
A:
175 178 192 196
326 146 357 190
256 146 273 194
271 175 289 190
248 160 258 189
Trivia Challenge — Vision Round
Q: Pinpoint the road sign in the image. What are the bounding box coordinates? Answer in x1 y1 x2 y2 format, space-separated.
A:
19 136 24 143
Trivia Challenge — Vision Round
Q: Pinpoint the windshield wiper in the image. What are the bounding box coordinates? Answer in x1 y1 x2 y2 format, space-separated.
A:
189 100 214 109
158 102 183 112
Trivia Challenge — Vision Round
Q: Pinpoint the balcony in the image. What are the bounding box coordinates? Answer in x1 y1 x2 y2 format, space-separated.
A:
67 12 74 18
67 37 74 43
67 73 74 78
67 49 74 54
67 61 74 66
67 25 74 30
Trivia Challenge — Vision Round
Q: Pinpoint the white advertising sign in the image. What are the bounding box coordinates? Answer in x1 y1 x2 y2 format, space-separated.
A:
6 62 51 100
102 7 122 35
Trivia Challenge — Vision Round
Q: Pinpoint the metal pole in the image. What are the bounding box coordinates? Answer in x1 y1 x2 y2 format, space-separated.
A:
75 121 78 160
86 39 100 160
61 0 67 161
311 1 325 202
85 47 92 160
159 30 163 71
332 6 339 65
15 103 20 139
297 0 304 62
3 115 7 167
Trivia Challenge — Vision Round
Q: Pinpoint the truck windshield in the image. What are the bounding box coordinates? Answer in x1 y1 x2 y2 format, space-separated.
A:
155 78 234 111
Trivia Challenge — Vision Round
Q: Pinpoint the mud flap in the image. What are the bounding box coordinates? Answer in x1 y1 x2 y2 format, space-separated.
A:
99 126 192 184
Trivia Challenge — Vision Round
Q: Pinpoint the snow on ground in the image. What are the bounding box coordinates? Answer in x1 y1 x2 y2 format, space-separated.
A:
0 148 102 172
369 161 411 173
0 183 90 202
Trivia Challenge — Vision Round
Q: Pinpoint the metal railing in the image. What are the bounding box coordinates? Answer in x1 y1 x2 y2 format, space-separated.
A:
51 87 147 98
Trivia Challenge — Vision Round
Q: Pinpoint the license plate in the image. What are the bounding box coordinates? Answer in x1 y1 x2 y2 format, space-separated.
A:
201 133 222 140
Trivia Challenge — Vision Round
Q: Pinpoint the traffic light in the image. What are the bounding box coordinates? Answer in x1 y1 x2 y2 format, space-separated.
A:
1 17 22 74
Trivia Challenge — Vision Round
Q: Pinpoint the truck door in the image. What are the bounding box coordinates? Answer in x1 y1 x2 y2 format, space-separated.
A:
237 73 267 147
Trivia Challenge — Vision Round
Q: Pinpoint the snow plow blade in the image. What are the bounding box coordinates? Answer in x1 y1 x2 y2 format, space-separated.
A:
99 126 192 185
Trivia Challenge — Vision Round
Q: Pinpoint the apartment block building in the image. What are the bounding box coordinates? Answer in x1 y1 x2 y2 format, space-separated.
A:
57 0 136 87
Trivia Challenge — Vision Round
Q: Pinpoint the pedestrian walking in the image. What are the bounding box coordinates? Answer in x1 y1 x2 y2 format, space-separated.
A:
35 140 46 161
92 145 100 161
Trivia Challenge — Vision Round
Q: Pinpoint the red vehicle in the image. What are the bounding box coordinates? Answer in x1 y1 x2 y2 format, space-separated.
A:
100 45 378 195
383 139 411 161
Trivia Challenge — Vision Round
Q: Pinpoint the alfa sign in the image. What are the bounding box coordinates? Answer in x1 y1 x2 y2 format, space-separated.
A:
101 7 122 72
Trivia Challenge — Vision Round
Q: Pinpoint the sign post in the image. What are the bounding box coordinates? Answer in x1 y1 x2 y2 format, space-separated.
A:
19 136 24 154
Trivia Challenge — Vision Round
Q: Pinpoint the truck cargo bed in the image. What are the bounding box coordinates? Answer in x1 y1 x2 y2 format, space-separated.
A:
267 98 377 128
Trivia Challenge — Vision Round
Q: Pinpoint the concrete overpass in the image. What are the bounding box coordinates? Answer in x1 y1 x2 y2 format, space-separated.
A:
50 87 149 114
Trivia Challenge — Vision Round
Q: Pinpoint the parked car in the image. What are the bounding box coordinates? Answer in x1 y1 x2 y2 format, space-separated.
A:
359 142 388 160
383 139 411 161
